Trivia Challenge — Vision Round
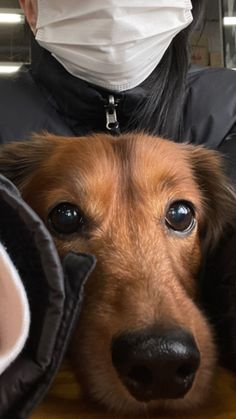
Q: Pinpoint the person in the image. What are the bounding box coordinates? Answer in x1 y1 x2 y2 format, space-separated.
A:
0 0 236 417
0 0 235 150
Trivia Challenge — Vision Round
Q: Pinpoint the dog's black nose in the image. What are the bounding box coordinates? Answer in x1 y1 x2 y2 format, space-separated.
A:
111 327 200 402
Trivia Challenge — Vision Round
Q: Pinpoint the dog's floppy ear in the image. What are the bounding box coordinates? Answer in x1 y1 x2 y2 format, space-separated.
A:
188 145 236 250
0 136 55 191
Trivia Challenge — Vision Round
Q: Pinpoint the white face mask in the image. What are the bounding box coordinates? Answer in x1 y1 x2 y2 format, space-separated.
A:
35 0 193 92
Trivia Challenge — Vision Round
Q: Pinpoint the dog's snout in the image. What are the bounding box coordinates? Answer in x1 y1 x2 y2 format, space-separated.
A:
111 327 200 402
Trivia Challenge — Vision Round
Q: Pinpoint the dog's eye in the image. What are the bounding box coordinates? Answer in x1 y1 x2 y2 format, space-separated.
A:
165 201 195 233
48 202 86 235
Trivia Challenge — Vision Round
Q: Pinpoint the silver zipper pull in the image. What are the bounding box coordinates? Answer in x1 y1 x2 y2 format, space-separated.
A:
104 95 120 132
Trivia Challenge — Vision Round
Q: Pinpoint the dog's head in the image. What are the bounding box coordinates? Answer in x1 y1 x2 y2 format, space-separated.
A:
0 133 235 414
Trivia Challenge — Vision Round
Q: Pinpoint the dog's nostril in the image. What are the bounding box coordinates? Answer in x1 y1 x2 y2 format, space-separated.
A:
176 363 196 381
128 365 153 387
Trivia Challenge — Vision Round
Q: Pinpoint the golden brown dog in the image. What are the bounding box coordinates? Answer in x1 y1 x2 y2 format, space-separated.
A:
0 133 235 415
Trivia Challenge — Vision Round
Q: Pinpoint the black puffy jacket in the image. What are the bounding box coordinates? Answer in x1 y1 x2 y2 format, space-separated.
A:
1 49 236 147
0 47 236 418
0 175 95 419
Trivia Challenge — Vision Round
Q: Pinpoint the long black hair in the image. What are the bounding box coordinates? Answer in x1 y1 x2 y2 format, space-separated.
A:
127 0 205 140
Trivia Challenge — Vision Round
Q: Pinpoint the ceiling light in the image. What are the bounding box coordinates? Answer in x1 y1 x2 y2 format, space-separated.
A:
223 17 236 26
0 64 21 74
0 12 24 24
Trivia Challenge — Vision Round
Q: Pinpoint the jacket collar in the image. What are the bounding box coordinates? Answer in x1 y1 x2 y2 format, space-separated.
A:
31 48 148 136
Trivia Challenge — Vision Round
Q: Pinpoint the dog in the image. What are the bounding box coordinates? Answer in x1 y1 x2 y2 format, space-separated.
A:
0 132 235 415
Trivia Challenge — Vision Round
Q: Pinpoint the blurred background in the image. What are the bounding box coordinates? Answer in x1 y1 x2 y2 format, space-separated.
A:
0 0 30 74
0 0 235 74
191 0 236 69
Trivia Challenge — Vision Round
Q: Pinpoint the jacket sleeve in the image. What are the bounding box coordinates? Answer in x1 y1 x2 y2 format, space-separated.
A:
0 175 96 419
0 70 73 145
183 67 236 149
183 67 236 374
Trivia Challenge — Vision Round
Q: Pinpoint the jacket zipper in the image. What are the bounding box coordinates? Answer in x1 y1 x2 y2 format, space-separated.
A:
104 95 120 134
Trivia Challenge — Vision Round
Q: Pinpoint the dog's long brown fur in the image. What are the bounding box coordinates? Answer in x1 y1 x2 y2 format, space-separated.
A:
0 133 235 415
